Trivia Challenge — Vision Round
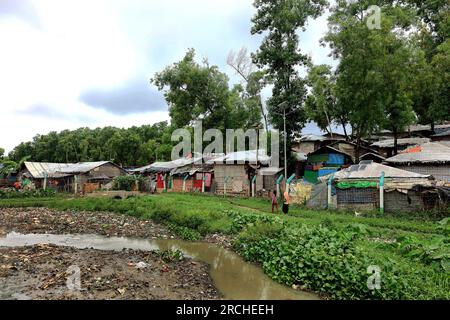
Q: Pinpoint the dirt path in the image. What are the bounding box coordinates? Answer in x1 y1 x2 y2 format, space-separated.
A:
0 208 221 300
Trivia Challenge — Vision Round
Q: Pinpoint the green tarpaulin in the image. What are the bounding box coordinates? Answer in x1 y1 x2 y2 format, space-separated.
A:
336 181 378 189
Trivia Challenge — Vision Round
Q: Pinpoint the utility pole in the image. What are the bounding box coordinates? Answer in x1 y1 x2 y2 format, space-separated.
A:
274 102 289 179
283 107 287 179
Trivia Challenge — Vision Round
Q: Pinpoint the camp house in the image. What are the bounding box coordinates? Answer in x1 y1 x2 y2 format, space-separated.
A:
303 141 381 184
21 161 126 193
325 161 444 213
431 129 450 148
376 123 450 140
385 142 450 182
0 164 18 187
371 137 431 158
212 150 271 197
131 154 221 193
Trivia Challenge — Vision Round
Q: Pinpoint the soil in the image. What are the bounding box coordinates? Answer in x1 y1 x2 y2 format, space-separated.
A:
0 208 221 300
0 207 175 239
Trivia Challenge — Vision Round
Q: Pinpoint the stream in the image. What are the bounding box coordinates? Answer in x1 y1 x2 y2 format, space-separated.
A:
0 232 319 300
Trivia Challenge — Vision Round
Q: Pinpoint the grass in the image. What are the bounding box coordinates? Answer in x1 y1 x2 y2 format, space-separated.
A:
0 192 448 300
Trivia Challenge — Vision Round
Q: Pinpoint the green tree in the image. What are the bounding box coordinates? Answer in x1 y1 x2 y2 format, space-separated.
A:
305 64 350 139
0 148 4 160
152 49 258 132
251 0 327 163
325 1 417 157
227 47 269 131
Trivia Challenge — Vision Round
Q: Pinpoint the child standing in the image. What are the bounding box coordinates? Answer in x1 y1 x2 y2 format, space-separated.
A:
271 190 279 213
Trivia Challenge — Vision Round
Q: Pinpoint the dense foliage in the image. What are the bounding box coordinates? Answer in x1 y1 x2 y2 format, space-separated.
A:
1 193 448 299
0 188 56 199
7 122 175 167
112 175 146 192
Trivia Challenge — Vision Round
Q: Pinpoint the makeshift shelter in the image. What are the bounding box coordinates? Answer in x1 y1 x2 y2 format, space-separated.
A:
169 163 215 193
377 123 450 139
20 161 126 192
131 153 224 193
257 167 283 193
384 142 450 182
211 150 271 197
292 134 326 155
0 163 18 187
371 138 430 158
321 161 444 213
431 129 450 144
304 145 353 184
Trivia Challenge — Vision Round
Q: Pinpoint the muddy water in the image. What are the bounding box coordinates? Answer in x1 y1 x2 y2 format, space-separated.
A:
0 232 319 300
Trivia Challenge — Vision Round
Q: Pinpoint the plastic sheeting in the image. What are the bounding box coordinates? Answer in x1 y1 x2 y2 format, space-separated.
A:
336 181 378 189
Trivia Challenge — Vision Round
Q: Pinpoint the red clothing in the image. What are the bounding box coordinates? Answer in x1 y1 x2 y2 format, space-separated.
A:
271 193 278 204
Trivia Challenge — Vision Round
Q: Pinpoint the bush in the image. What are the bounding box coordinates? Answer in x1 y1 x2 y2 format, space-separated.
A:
112 175 145 191
0 188 56 199
234 224 450 299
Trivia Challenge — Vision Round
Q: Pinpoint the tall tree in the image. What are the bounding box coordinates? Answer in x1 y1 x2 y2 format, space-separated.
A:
305 64 350 139
251 0 327 163
227 47 269 132
152 49 259 132
406 0 449 131
325 1 417 158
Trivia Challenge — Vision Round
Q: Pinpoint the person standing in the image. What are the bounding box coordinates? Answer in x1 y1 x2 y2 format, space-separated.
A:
271 190 279 213
283 185 290 214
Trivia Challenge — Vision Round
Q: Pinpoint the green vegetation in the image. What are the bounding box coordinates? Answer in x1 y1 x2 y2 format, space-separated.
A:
155 249 185 263
112 175 146 191
1 193 448 299
0 188 56 199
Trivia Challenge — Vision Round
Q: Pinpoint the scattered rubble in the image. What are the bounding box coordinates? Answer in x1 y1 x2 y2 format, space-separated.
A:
0 207 175 239
0 207 221 300
0 244 220 300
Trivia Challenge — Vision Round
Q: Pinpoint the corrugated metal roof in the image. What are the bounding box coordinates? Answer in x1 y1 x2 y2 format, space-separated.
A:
24 162 74 178
431 129 450 137
24 161 120 178
208 150 271 165
380 123 450 134
371 138 430 148
385 142 450 164
330 161 430 180
259 167 283 176
294 134 325 142
292 151 307 161
57 161 112 174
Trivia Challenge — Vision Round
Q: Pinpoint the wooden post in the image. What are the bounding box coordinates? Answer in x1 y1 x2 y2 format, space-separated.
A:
43 172 48 191
276 174 284 201
74 175 78 195
380 171 385 214
251 175 257 197
286 173 295 195
202 175 206 193
327 173 335 210
224 176 228 197
163 174 166 192
183 174 189 192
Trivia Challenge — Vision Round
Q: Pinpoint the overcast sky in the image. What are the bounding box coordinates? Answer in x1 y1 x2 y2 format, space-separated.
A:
0 0 335 153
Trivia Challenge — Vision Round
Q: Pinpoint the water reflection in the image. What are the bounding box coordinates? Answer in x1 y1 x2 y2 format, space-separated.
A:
0 232 318 300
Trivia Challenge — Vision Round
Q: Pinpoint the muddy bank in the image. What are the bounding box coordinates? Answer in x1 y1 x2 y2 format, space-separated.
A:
0 244 219 300
0 207 174 239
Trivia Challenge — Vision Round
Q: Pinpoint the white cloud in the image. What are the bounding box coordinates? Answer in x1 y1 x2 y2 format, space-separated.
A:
0 0 333 154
